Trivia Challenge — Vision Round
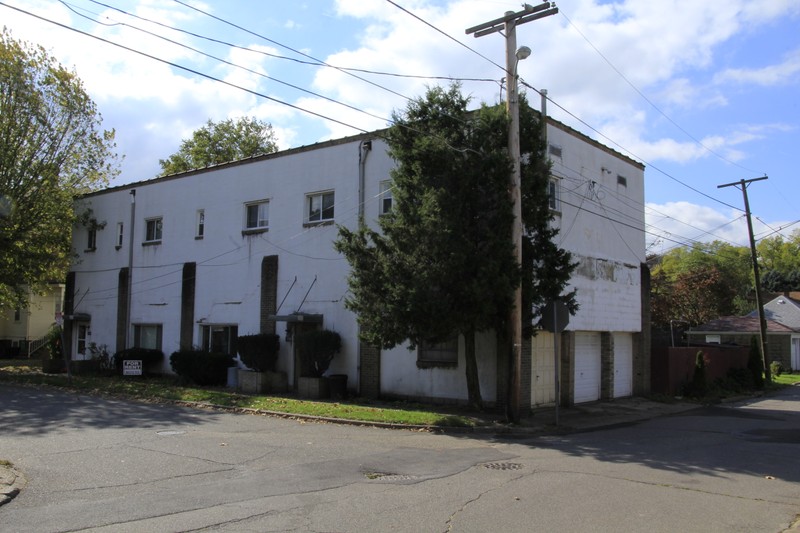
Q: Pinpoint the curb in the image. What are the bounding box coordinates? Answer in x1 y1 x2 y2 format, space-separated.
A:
0 464 24 507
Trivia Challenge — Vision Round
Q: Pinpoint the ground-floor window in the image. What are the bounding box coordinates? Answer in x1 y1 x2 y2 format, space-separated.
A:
201 325 238 355
417 336 458 367
134 324 163 351
76 323 90 357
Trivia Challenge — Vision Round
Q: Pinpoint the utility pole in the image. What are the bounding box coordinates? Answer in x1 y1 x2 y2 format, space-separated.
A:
466 2 558 423
717 176 770 384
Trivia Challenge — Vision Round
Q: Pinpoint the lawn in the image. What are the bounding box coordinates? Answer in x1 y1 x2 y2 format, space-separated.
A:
0 359 479 428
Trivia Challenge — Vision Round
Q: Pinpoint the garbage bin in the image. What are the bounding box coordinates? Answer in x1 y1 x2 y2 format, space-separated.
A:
328 374 348 400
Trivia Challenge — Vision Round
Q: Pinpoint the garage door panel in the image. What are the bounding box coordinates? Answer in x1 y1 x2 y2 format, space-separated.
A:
574 332 600 403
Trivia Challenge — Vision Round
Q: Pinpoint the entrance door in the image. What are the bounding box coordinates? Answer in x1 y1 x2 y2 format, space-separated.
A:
74 322 90 360
613 332 633 398
792 336 800 372
574 332 601 403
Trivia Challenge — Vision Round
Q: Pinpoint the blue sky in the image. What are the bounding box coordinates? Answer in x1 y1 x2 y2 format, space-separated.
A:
3 0 799 253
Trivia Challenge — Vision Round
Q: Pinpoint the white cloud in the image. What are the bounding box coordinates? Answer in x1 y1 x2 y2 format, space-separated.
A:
714 49 800 87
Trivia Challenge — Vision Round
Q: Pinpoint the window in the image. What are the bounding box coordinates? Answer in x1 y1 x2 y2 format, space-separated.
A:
87 228 97 251
196 209 205 238
379 180 393 215
134 324 163 350
244 201 268 231
13 308 21 322
548 144 563 159
617 175 627 188
418 336 458 367
145 217 163 243
116 222 124 249
705 335 721 344
76 323 90 357
201 325 238 355
306 191 335 224
548 178 561 211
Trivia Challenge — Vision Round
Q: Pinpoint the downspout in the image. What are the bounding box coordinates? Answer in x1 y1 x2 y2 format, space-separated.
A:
126 189 136 349
356 139 372 395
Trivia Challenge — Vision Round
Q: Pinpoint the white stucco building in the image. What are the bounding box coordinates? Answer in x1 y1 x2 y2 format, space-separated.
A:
66 117 647 409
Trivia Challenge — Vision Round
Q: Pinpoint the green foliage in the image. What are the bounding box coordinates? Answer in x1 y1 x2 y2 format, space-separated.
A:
770 360 784 377
747 336 764 389
113 347 164 375
335 85 575 410
0 29 119 310
169 350 234 386
296 329 341 378
45 326 63 360
650 241 753 328
237 333 280 372
158 117 278 175
687 350 708 397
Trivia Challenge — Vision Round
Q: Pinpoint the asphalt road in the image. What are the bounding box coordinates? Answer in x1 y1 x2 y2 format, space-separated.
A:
1 384 798 532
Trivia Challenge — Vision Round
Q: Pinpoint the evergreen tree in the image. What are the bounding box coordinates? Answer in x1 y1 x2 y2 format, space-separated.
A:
335 85 575 409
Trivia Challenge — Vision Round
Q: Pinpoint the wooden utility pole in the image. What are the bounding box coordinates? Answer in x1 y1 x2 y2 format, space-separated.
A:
717 176 771 384
466 2 558 423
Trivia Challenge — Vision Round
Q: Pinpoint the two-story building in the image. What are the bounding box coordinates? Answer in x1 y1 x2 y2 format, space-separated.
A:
67 116 647 410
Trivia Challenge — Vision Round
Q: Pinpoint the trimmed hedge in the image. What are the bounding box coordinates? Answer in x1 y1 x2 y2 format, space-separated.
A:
237 333 280 372
113 348 164 375
296 329 341 378
170 350 234 386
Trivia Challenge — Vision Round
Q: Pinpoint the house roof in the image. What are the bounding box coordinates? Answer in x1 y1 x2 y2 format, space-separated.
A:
689 315 797 335
747 295 800 329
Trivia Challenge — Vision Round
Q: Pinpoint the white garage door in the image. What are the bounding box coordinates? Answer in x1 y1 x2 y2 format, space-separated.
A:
574 332 601 403
613 332 633 398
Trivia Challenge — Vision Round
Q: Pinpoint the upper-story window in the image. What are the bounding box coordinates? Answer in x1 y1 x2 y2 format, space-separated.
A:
196 209 205 238
548 178 561 212
306 190 334 225
379 180 393 215
144 217 163 243
617 175 628 188
116 222 124 249
86 228 97 251
548 144 563 159
244 201 269 233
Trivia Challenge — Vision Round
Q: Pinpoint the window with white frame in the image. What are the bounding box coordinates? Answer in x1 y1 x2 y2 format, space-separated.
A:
244 201 268 231
116 222 124 248
134 324 163 351
379 180 393 215
196 209 205 238
306 191 335 224
705 335 721 344
87 228 97 251
548 177 561 211
417 336 458 366
144 217 163 243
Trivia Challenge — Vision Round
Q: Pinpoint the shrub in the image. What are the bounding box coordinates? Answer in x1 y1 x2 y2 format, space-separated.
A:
747 336 764 389
770 360 784 377
44 326 63 360
113 347 164 375
296 329 341 378
687 350 708 397
169 350 234 386
237 333 280 372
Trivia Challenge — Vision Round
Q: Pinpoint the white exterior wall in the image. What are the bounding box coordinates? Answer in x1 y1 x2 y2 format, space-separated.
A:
69 121 645 405
547 121 645 333
73 138 391 381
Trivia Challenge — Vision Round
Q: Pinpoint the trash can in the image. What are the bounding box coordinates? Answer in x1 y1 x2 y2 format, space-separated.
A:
328 374 348 400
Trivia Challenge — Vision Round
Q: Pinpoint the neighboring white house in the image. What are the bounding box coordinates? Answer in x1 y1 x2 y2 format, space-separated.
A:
66 117 647 410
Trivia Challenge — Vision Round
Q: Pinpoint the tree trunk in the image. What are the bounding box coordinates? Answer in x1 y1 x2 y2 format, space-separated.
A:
464 328 483 410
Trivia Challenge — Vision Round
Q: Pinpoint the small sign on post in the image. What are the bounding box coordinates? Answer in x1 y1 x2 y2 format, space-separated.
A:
123 360 143 376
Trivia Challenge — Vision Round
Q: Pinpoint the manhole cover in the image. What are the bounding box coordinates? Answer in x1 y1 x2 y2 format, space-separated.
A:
482 462 524 471
364 471 418 481
156 430 186 436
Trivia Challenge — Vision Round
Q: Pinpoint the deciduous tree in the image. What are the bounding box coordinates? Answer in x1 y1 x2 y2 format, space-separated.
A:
158 117 278 175
0 29 119 310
